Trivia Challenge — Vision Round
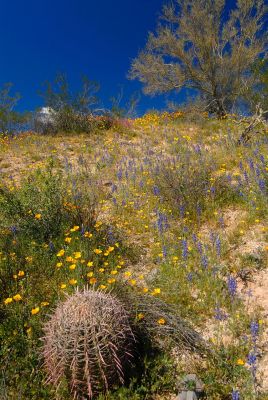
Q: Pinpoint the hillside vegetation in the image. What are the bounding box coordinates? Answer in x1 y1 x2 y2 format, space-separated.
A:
0 113 267 399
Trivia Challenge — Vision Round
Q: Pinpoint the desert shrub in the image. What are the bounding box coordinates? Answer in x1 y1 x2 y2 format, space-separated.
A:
152 146 238 220
36 74 100 135
0 82 29 135
98 353 176 400
0 165 70 242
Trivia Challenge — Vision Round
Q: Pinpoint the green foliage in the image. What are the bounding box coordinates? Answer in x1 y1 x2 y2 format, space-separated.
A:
129 0 267 117
0 82 28 135
37 73 100 134
252 58 268 113
98 354 176 400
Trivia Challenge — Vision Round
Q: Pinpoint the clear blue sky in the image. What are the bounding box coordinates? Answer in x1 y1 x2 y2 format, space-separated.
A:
0 0 265 115
0 0 177 114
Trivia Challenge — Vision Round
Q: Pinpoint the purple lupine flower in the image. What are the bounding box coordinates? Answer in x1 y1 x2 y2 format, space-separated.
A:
250 321 259 341
179 204 185 218
214 306 228 321
117 168 123 180
153 186 160 196
162 245 168 258
249 159 254 171
258 179 266 192
243 170 249 183
197 241 203 254
49 241 55 251
181 239 188 260
227 275 237 297
255 167 260 177
192 233 197 243
215 236 221 257
196 204 202 218
219 216 225 229
111 184 117 193
247 352 257 369
231 390 240 400
187 272 193 282
201 254 208 269
10 225 17 234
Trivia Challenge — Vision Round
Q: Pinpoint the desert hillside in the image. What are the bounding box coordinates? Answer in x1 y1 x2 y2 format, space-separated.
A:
0 114 267 399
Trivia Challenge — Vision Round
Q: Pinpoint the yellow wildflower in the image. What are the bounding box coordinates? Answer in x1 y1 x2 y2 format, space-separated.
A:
87 272 94 278
26 327 32 336
69 279 77 285
31 307 40 315
111 270 118 275
4 297 13 305
84 231 93 238
137 313 145 320
99 284 107 290
70 226 80 232
57 249 65 257
236 359 245 366
69 264 76 270
157 318 166 325
65 237 72 243
87 261 93 267
107 278 116 284
18 270 25 277
41 301 49 306
56 262 63 268
73 252 81 259
152 288 161 295
89 277 97 284
34 213 41 220
13 294 22 301
94 249 102 255
60 283 67 289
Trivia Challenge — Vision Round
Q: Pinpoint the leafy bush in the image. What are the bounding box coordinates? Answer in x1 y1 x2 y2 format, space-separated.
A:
0 82 29 135
36 74 100 134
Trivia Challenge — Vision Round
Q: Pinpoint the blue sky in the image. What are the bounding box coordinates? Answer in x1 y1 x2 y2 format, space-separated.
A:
0 0 173 114
0 0 265 115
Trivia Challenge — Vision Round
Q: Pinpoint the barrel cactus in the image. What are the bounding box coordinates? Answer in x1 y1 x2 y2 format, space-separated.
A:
42 288 136 399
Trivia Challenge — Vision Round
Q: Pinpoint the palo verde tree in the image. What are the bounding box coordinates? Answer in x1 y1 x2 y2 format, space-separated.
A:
251 58 268 114
129 0 267 118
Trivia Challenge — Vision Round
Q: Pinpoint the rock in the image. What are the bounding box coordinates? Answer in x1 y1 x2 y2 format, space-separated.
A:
176 374 204 400
177 391 198 400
